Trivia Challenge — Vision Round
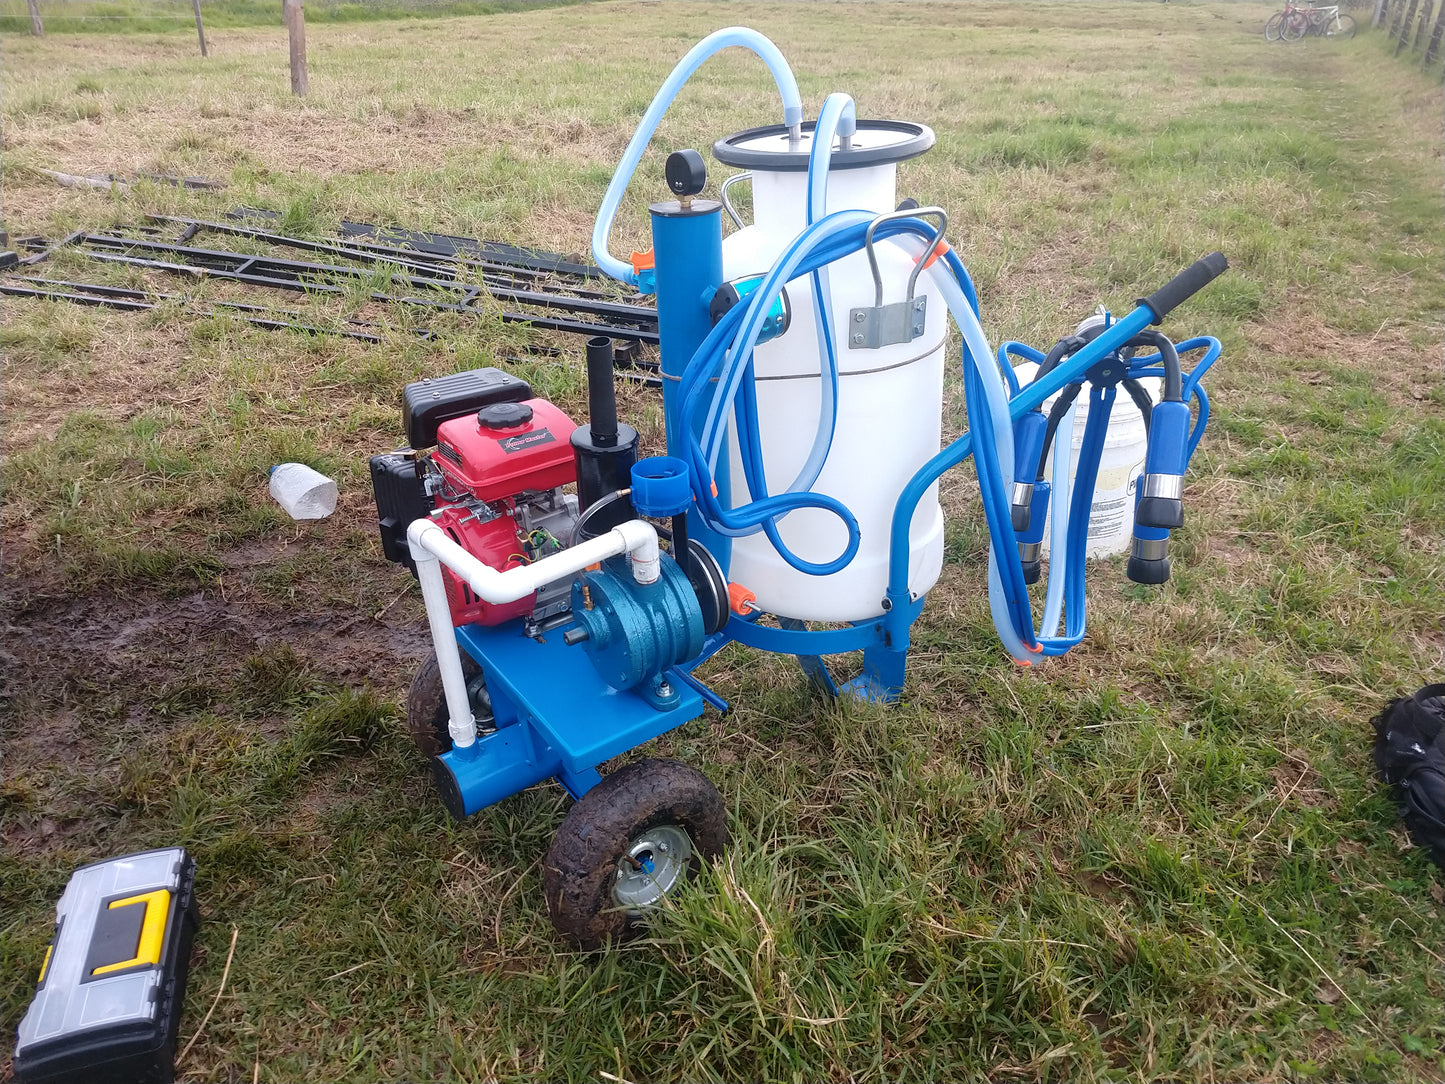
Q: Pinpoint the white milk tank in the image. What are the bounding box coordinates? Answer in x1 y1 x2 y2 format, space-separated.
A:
714 123 945 622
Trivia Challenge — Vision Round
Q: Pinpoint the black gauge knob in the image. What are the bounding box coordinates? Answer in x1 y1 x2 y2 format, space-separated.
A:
665 149 707 198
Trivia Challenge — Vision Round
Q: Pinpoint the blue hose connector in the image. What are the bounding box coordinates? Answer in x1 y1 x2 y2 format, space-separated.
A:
1010 410 1048 532
631 456 693 518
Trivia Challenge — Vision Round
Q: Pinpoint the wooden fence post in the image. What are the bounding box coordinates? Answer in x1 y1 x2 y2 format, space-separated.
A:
1373 0 1388 28
1394 0 1420 49
283 0 308 96
1425 0 1445 64
25 0 43 36
193 0 208 57
1412 0 1435 50
1390 0 1413 40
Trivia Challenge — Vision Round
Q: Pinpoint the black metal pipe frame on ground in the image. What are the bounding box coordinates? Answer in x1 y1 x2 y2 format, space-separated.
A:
0 277 659 385
1 284 659 390
334 219 603 279
9 228 660 344
222 208 603 279
156 216 618 297
0 278 436 345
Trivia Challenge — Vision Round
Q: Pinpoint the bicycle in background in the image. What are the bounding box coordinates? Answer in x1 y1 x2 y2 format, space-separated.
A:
1265 0 1357 40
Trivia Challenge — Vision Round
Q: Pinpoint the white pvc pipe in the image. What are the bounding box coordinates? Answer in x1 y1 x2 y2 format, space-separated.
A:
406 517 661 751
412 545 479 750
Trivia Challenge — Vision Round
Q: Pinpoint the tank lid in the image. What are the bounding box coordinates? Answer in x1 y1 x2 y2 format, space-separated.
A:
478 401 534 429
713 120 935 173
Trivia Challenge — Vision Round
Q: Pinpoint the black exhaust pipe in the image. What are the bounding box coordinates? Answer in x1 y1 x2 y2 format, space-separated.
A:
571 336 638 538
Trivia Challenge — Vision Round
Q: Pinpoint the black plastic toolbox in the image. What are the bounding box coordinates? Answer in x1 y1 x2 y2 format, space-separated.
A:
14 848 199 1084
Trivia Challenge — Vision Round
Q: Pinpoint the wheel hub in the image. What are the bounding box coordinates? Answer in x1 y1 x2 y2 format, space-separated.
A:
613 824 692 914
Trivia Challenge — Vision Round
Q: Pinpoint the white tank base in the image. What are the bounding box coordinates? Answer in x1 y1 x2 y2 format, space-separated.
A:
728 495 944 624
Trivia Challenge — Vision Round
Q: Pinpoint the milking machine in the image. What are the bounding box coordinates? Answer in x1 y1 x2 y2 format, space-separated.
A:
368 27 1228 945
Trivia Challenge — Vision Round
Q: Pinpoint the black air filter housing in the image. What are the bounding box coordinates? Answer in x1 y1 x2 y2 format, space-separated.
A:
402 367 532 448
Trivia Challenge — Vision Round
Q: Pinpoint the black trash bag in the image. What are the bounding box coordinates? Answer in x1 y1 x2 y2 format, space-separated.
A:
1372 682 1445 869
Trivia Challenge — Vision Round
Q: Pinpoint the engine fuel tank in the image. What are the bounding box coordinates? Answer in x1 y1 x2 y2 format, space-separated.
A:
434 399 578 501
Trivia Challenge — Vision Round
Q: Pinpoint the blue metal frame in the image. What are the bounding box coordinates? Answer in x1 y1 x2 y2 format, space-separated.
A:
880 304 1158 659
651 203 730 572
434 622 705 816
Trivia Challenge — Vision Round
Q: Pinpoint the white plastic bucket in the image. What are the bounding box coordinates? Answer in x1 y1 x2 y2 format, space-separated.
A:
1013 362 1157 558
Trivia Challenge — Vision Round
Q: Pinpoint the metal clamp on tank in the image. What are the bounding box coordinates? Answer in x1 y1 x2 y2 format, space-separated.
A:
719 171 753 230
848 207 947 350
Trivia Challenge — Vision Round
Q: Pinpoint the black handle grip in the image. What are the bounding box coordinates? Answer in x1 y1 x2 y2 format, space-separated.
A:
1137 252 1228 325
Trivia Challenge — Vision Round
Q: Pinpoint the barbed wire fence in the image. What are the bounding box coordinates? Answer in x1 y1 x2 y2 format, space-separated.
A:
1 0 486 26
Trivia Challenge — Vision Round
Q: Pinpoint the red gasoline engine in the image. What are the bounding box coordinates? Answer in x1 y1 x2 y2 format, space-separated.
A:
369 352 642 636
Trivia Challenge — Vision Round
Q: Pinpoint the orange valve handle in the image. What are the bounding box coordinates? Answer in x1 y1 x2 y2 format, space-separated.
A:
728 583 759 616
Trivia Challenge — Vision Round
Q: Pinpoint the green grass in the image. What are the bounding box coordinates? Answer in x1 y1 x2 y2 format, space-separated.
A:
3 3 1443 1081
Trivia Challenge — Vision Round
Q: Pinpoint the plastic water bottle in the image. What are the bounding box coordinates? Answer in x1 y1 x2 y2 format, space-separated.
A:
269 463 337 520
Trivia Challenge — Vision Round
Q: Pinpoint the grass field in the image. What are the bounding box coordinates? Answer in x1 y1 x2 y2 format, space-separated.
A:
3 2 1443 1081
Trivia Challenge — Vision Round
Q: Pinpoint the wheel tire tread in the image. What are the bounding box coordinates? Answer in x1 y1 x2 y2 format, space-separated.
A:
543 758 727 949
405 652 482 757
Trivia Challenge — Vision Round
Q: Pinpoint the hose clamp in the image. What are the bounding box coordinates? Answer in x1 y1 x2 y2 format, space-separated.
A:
1011 481 1034 509
1017 541 1041 563
1141 473 1184 501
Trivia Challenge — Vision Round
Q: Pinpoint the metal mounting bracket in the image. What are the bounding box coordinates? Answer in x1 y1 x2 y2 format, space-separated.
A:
847 206 947 350
848 295 927 350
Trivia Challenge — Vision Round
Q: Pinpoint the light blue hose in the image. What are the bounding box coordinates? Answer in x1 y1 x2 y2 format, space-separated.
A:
921 259 1049 662
991 342 1075 640
807 94 855 223
591 27 803 285
789 92 856 505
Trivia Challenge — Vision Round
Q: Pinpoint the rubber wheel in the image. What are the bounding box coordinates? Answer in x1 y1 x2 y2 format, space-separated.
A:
1264 11 1286 39
543 758 728 948
405 651 492 757
1325 13 1356 37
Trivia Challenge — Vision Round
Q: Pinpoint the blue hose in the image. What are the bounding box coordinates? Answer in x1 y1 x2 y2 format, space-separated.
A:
591 27 803 285
678 212 959 575
789 92 856 500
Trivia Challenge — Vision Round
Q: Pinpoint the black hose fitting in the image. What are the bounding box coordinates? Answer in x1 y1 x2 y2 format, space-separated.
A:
1126 535 1171 585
